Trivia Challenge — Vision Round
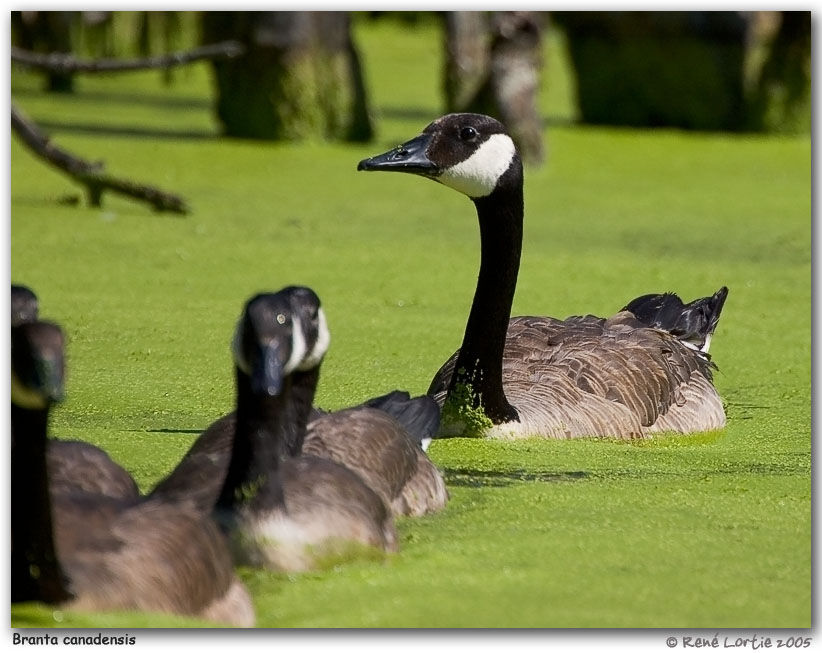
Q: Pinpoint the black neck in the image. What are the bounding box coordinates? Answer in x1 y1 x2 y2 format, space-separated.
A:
11 403 73 604
289 366 321 455
215 361 321 512
215 369 295 512
448 180 523 423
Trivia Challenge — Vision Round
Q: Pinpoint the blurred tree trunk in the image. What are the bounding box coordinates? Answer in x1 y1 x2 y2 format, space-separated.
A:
202 11 373 141
749 11 811 132
11 11 76 92
443 12 490 111
443 11 545 165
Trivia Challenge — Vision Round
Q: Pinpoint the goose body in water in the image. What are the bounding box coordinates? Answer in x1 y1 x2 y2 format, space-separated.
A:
211 288 398 571
152 288 447 519
11 320 254 626
358 113 727 439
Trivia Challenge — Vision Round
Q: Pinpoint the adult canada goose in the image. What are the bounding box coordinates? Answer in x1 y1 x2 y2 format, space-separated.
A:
11 320 254 626
211 288 397 570
622 286 729 354
358 113 726 439
151 288 447 519
10 283 139 501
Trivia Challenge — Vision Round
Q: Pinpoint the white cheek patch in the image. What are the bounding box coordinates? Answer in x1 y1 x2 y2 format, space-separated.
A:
231 321 251 375
298 308 330 371
437 134 517 198
283 315 307 376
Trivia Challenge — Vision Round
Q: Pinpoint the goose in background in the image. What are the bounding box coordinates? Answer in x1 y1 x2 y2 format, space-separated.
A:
151 287 447 519
11 319 254 626
622 286 729 354
12 283 39 326
10 283 139 501
358 113 727 439
211 288 397 571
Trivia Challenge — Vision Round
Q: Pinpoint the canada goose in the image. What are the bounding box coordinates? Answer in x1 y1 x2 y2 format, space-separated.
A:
211 288 398 571
11 320 254 626
10 283 139 501
358 113 726 439
622 286 729 354
152 288 447 519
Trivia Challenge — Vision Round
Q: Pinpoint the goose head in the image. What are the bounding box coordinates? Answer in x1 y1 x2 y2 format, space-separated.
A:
358 113 521 200
232 292 306 398
11 321 65 411
11 284 39 327
231 287 330 397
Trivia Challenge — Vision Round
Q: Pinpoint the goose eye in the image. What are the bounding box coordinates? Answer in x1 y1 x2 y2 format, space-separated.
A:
459 126 478 142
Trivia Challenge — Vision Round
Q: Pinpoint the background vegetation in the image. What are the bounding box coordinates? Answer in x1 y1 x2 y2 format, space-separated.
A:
10 14 811 628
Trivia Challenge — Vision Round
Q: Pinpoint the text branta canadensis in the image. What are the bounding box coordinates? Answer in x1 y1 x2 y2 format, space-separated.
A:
358 113 727 439
211 288 398 571
10 283 139 501
11 320 254 626
151 289 447 519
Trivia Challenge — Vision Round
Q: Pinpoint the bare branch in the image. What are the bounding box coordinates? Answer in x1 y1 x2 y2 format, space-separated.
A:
10 40 245 75
11 103 189 214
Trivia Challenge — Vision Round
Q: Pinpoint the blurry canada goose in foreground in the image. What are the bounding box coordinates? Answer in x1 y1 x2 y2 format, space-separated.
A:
152 288 447 519
622 286 729 354
358 113 726 439
11 320 254 626
10 283 139 501
211 288 397 570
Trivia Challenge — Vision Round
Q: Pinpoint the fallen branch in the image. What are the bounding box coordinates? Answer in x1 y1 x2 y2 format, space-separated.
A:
10 40 245 75
11 103 189 214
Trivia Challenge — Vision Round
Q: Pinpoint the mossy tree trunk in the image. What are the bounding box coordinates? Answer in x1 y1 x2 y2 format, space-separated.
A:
202 11 373 142
749 11 811 132
11 11 76 92
443 12 491 112
443 11 545 165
